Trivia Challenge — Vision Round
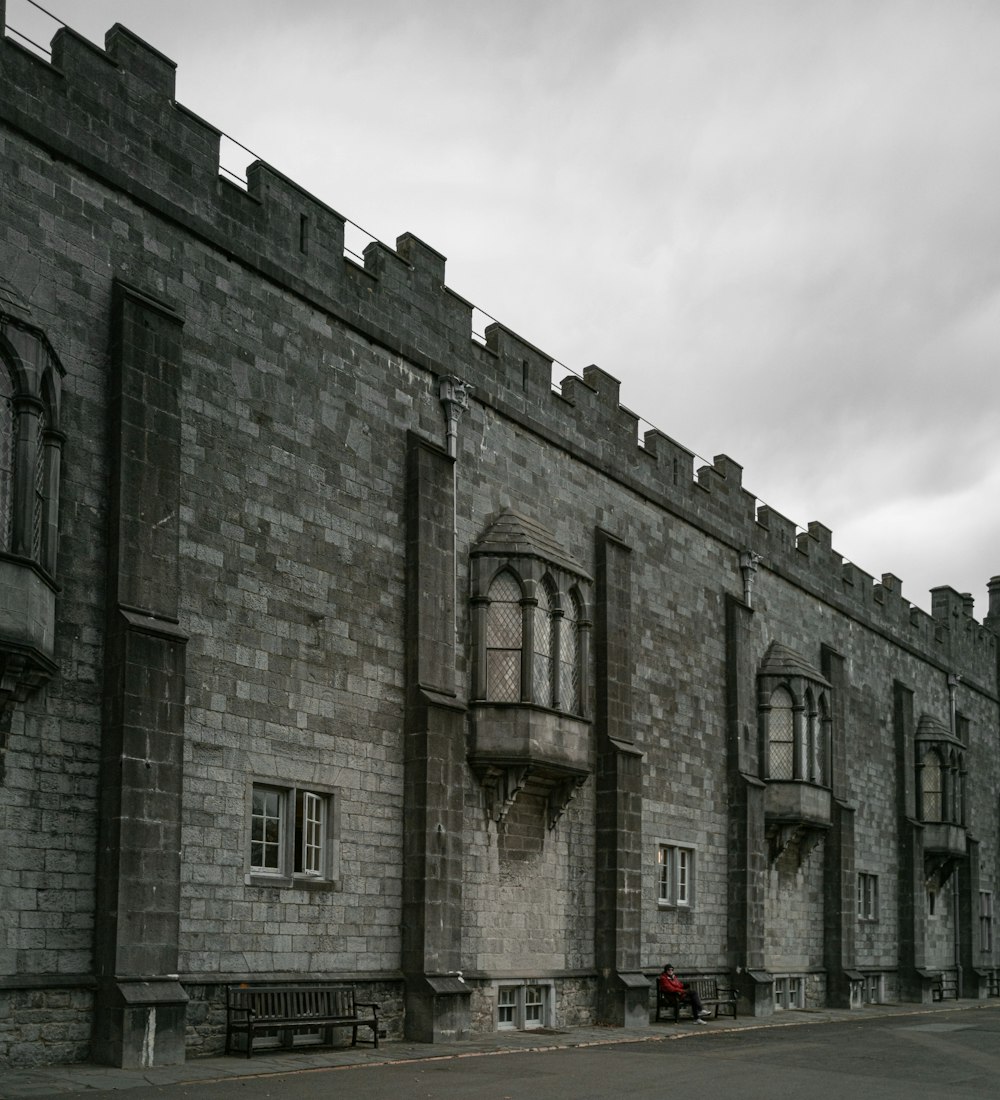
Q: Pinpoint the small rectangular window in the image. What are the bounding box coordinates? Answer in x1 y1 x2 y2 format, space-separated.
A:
497 987 517 1029
774 976 803 1010
248 781 337 886
658 842 696 908
496 983 550 1031
981 891 994 953
857 872 879 922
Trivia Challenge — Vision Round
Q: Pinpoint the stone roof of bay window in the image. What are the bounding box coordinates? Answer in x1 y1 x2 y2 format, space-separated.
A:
758 641 830 687
916 714 963 745
470 509 591 581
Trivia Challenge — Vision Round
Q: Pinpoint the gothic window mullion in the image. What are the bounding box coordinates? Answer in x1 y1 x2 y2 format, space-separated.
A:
550 605 564 710
792 700 806 781
521 595 536 704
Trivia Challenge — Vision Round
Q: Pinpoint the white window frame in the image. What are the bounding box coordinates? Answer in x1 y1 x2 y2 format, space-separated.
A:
494 981 552 1031
773 976 804 1011
857 872 879 922
865 973 883 1004
247 780 338 888
657 841 696 909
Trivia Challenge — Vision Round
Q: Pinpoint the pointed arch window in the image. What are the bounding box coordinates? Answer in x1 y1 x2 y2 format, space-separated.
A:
0 285 65 711
768 687 795 780
486 571 523 703
532 578 555 706
470 510 591 718
558 588 583 714
921 749 943 821
757 642 831 788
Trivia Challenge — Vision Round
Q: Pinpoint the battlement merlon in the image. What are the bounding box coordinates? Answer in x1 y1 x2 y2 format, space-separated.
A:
1 17 997 675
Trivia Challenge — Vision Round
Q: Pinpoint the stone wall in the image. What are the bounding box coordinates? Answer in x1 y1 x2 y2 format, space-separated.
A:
0 14 998 1067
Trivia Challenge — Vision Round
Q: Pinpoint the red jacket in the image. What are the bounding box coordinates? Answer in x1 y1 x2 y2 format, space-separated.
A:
658 973 686 995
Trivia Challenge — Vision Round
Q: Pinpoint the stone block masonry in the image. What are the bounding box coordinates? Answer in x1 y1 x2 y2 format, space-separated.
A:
0 13 998 1068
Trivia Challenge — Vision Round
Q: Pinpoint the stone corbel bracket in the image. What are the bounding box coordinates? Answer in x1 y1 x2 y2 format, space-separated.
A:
547 774 587 830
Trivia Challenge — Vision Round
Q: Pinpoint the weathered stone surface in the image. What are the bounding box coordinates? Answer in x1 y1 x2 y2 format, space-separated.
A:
0 15 998 1067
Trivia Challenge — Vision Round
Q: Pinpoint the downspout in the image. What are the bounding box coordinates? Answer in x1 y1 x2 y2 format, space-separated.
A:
438 377 471 645
740 550 761 609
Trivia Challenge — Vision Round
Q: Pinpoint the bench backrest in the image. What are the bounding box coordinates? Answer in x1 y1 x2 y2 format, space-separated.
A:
688 978 719 1001
228 984 357 1021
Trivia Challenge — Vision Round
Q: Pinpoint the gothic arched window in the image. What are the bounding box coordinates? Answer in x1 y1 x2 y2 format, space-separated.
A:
531 577 555 706
558 587 583 714
921 749 943 822
768 686 795 779
470 510 591 718
485 571 523 703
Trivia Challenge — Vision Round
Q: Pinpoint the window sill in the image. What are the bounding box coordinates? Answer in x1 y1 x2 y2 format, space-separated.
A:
246 874 340 891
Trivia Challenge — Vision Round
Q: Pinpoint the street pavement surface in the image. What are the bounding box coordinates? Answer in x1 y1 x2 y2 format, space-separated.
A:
2 1000 998 1099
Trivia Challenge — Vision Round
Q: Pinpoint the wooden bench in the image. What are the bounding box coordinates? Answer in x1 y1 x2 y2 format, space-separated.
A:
656 976 738 1022
932 972 958 1001
226 983 381 1058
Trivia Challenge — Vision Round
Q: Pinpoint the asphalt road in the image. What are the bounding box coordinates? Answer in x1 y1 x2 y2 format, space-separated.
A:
16 1007 1000 1100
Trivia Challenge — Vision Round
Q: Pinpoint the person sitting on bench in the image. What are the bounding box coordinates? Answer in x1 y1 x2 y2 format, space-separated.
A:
659 964 712 1023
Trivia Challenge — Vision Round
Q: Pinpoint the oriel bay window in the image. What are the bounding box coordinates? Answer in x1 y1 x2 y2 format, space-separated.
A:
471 511 591 716
468 511 593 829
757 642 833 857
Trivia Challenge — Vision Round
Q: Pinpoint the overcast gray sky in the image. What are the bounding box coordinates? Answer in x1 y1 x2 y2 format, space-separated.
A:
8 0 1000 615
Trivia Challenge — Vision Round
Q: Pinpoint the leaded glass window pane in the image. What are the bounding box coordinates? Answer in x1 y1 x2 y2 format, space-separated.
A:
768 688 794 779
558 591 580 713
31 407 46 559
532 582 553 706
922 750 942 821
486 573 522 702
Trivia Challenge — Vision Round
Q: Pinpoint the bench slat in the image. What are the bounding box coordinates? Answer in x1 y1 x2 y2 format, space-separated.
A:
225 984 381 1058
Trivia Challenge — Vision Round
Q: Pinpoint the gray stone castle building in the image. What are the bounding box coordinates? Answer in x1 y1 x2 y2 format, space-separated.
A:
1 9 998 1069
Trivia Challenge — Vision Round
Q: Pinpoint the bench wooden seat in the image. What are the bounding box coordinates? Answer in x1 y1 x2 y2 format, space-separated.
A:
656 976 738 1023
226 983 381 1058
932 972 958 1001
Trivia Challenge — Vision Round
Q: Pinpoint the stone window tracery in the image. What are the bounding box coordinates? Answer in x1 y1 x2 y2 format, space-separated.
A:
0 287 65 713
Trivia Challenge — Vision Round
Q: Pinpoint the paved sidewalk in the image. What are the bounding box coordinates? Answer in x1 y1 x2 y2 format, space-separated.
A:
2 999 997 1097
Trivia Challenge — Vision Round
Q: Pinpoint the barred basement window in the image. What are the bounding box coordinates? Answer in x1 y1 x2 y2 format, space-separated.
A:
247 781 338 887
857 872 879 922
658 842 695 908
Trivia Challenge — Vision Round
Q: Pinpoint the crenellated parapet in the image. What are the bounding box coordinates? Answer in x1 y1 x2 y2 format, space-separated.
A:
1 19 995 694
